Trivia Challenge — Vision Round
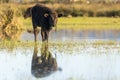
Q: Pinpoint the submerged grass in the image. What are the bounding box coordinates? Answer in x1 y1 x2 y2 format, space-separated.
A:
0 40 120 53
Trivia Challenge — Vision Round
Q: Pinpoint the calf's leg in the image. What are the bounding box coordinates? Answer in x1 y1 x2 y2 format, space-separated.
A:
33 27 39 42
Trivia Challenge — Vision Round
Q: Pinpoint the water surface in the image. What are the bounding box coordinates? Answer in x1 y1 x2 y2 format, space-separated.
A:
0 45 120 80
21 30 120 41
0 29 120 80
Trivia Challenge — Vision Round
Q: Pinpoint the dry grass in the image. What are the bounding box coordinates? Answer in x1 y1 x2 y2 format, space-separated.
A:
0 3 120 17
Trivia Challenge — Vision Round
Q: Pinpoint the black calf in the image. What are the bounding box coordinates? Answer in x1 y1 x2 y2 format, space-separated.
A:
24 4 62 42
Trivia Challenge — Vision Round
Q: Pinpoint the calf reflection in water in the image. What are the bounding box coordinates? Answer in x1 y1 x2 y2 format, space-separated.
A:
31 42 61 78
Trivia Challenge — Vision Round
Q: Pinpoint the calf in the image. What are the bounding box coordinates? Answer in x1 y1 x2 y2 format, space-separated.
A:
24 4 62 42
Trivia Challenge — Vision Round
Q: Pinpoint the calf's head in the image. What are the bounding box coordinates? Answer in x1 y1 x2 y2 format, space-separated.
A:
24 7 32 19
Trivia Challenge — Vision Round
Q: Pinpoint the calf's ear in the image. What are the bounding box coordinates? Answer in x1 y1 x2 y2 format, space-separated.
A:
44 13 49 18
58 14 62 17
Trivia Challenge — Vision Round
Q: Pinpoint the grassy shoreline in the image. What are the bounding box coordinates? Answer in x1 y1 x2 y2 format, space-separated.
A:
21 17 120 30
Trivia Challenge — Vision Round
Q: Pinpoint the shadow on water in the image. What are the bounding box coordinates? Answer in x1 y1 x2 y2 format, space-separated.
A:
31 42 62 78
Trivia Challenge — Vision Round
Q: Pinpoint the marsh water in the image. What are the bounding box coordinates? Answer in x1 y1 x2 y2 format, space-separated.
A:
21 30 120 41
0 29 120 80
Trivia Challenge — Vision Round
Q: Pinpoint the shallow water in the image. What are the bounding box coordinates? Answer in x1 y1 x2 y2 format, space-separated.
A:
0 30 120 80
0 44 120 80
21 30 120 41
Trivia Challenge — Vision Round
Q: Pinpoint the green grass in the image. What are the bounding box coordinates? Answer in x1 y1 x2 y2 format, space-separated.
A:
21 17 120 30
58 17 120 30
21 17 32 30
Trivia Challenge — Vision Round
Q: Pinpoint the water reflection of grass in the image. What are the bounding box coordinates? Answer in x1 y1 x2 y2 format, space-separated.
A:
21 17 120 30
